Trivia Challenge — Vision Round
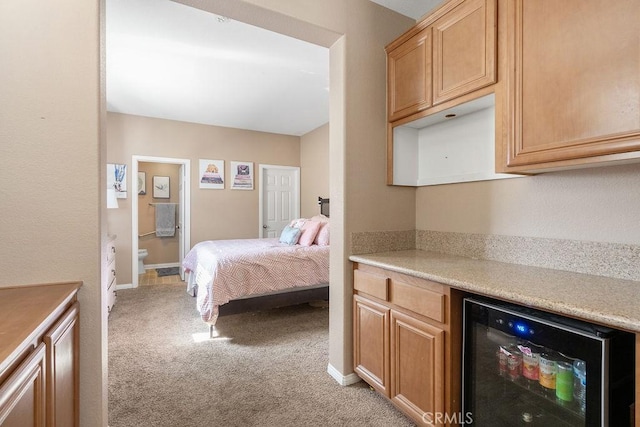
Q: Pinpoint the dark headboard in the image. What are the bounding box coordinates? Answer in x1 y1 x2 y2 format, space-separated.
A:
318 197 330 217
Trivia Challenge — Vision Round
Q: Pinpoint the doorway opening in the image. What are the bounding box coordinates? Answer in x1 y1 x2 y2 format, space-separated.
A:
130 155 191 288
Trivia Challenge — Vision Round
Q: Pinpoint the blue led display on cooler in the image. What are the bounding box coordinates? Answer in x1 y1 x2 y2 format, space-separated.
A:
514 322 528 335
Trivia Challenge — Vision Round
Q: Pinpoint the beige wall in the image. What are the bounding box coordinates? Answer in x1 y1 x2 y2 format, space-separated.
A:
107 112 301 283
138 162 181 265
174 0 417 381
301 123 330 218
13 2 636 425
416 162 640 245
1 1 433 424
0 0 106 425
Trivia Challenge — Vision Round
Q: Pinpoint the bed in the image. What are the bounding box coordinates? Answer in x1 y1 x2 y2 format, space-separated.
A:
182 210 330 326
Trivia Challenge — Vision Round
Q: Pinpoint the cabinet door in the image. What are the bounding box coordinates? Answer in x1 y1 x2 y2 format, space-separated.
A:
432 0 496 105
353 295 390 396
388 27 432 121
44 303 79 427
390 310 445 425
0 344 46 427
504 0 640 169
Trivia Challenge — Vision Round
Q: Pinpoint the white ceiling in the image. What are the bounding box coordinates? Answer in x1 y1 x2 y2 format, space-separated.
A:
369 0 443 20
106 0 440 137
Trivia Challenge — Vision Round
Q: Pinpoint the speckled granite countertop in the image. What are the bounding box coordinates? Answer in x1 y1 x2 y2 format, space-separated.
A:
350 250 640 333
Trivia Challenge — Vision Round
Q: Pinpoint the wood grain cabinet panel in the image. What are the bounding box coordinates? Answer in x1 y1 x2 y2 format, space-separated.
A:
432 0 496 105
391 310 445 425
0 344 46 427
503 0 640 170
0 283 80 427
388 27 433 122
353 295 390 396
353 264 462 426
353 269 389 301
389 279 445 323
44 303 79 427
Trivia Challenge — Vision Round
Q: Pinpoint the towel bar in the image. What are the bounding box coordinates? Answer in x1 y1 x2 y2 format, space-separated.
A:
138 225 179 238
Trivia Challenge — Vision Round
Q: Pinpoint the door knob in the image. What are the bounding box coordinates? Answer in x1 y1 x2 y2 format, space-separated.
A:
263 225 268 229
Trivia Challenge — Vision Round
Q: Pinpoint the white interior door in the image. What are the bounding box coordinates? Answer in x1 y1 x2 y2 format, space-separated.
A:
259 165 300 238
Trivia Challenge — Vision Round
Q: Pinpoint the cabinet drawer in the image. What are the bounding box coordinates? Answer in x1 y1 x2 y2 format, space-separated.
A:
106 242 116 264
389 280 445 323
107 282 116 314
108 266 116 288
354 270 389 301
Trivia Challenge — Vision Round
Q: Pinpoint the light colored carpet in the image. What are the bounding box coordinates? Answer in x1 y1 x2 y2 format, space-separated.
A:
108 282 415 427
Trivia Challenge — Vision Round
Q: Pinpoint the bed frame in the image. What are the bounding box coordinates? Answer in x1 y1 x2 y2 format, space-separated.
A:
217 284 329 317
207 284 328 337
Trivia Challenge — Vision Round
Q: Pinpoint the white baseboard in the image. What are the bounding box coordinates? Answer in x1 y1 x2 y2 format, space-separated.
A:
116 283 134 290
327 363 361 386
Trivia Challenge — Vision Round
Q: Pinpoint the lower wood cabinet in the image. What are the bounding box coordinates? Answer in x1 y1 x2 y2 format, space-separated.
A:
391 310 445 423
354 295 390 395
353 264 462 426
0 344 46 426
0 282 80 427
44 303 79 427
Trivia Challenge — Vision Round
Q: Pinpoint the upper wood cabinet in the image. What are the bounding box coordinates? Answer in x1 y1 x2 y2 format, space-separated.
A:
432 0 496 105
386 0 496 122
388 27 432 122
501 0 640 172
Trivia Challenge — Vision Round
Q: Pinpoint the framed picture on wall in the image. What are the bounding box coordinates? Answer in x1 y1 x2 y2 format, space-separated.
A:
230 161 254 190
153 176 170 199
138 172 146 195
199 159 225 189
107 163 127 199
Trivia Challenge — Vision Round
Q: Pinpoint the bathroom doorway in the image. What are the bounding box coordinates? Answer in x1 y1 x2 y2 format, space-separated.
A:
131 155 191 287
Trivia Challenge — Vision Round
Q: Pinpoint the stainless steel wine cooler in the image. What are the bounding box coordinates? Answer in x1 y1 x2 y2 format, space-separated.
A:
462 297 635 426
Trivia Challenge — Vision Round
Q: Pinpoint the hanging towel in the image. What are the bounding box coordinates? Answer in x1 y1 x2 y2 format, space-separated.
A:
155 204 176 237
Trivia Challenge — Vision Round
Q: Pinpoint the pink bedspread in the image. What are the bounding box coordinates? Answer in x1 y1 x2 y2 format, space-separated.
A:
182 238 329 325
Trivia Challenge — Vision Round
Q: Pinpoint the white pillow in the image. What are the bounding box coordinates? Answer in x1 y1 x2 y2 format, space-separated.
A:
289 218 307 228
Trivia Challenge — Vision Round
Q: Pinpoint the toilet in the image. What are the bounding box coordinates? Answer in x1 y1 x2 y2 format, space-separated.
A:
138 249 149 274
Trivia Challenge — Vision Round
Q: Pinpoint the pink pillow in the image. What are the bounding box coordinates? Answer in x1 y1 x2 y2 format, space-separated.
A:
297 220 321 246
311 214 329 223
314 222 330 246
